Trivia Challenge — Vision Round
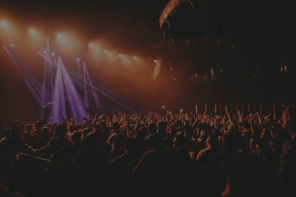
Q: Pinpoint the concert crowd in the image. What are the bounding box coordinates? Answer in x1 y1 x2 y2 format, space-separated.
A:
0 106 296 197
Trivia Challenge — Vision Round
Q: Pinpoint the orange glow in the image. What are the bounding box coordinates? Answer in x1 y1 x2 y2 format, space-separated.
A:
119 55 134 69
27 28 45 48
56 32 82 53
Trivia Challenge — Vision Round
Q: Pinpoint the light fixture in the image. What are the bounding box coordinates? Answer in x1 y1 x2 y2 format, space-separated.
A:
1 21 7 27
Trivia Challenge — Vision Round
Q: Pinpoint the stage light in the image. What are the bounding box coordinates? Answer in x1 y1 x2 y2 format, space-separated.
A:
180 109 183 112
10 44 14 47
51 52 55 55
104 50 107 53
43 51 46 54
118 54 121 57
77 58 80 61
162 105 165 109
57 33 79 50
133 56 136 59
89 43 93 47
1 21 7 28
195 74 197 77
154 60 157 63
29 29 35 34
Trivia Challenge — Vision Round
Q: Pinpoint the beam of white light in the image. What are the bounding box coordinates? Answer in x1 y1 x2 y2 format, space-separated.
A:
29 29 35 34
0 21 7 28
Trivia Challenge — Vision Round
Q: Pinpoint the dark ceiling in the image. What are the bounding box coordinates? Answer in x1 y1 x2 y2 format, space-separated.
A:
0 0 170 53
1 0 296 59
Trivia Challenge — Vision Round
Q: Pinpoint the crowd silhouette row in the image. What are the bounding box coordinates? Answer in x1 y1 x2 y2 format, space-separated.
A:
1 106 296 197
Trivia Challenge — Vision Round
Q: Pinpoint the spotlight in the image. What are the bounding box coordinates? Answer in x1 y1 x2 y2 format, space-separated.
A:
51 52 55 55
89 43 93 47
57 34 62 38
43 51 46 54
10 44 14 47
180 109 183 112
77 58 80 61
29 29 35 34
104 50 107 53
162 105 165 109
118 54 121 57
133 56 136 59
0 21 7 27
154 60 157 63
